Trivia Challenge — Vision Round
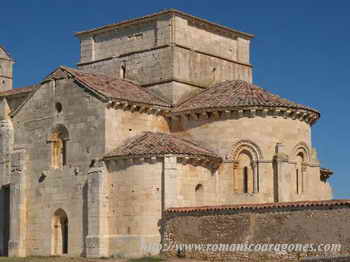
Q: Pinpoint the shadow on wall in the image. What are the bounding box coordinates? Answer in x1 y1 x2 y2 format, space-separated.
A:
81 183 89 257
0 186 10 257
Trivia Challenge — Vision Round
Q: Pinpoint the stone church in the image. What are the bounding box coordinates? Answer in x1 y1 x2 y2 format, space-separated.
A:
0 9 334 258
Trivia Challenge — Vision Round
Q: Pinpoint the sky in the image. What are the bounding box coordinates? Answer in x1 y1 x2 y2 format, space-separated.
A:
1 0 349 199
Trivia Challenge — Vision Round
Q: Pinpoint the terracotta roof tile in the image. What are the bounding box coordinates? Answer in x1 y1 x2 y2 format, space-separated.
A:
45 66 171 108
0 85 37 97
174 80 319 116
166 199 350 213
105 131 221 160
64 67 171 107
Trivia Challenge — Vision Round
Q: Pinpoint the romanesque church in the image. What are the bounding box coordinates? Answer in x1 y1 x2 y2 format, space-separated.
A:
0 9 334 258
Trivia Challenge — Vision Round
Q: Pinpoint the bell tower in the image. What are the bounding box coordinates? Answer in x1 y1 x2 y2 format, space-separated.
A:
0 46 14 92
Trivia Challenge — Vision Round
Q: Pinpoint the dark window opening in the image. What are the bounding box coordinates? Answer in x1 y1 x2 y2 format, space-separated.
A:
0 186 10 256
62 217 68 254
195 184 203 192
62 141 67 166
296 169 299 194
55 102 63 113
120 65 126 79
243 167 248 193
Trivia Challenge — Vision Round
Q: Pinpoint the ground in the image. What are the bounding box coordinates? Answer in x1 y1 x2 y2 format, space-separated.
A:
0 257 205 262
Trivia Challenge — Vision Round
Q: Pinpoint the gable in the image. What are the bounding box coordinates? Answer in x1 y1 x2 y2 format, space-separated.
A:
12 77 105 122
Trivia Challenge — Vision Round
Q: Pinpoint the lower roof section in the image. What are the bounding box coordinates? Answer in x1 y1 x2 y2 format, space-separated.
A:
166 199 350 214
104 131 221 162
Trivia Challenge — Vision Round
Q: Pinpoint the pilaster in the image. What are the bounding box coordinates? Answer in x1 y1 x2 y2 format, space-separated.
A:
86 161 110 258
8 148 27 257
273 143 290 202
162 155 177 211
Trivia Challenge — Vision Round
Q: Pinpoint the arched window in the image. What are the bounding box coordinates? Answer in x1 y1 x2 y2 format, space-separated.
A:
232 141 262 194
235 151 254 193
296 152 304 194
48 125 69 169
292 143 310 195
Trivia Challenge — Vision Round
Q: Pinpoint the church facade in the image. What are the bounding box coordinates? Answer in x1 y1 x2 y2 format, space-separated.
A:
0 9 333 258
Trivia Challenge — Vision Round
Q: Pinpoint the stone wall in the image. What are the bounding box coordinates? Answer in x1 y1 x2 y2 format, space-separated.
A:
78 13 171 64
171 115 332 203
176 164 217 207
106 160 163 258
77 11 253 104
104 157 219 258
161 201 350 261
79 47 173 87
105 105 170 153
173 46 252 88
11 78 107 256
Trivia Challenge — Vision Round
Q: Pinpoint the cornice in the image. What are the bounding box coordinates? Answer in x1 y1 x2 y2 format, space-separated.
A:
75 9 254 40
104 153 222 170
166 106 320 126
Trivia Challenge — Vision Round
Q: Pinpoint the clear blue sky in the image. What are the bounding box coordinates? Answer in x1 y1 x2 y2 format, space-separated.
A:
1 1 349 199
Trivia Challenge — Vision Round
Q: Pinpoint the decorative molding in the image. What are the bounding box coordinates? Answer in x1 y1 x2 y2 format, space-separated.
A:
104 154 221 170
291 142 311 162
169 107 319 126
232 140 263 161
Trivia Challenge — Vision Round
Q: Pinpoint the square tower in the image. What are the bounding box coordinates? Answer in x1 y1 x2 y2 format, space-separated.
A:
75 9 254 104
0 46 14 92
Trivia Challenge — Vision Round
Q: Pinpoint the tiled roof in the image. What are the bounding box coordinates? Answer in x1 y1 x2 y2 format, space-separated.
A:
45 66 171 108
166 199 350 213
174 80 319 115
105 131 220 160
0 85 37 97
